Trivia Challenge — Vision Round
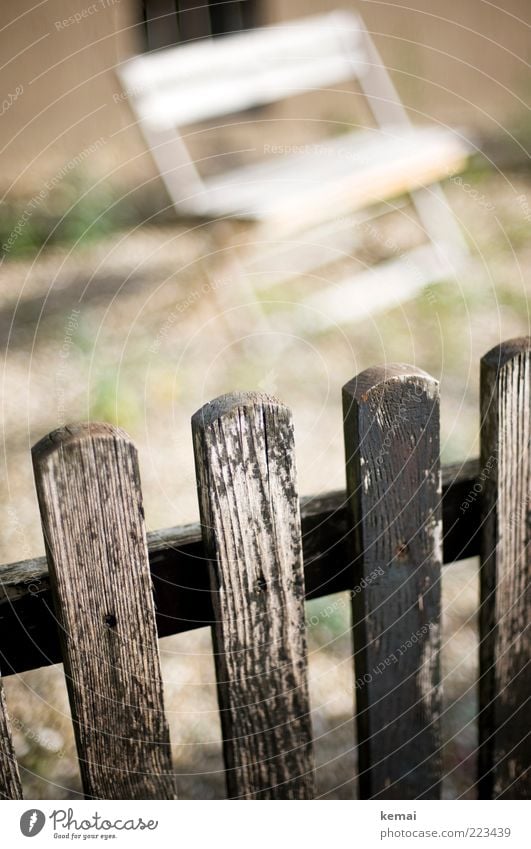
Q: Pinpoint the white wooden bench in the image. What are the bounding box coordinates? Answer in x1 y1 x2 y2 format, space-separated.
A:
117 11 470 325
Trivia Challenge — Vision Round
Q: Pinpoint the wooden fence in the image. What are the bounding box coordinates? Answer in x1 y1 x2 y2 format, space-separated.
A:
0 337 529 800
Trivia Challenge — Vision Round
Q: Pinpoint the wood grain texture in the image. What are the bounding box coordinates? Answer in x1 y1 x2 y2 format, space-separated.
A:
0 680 23 799
0 460 480 677
32 424 175 800
192 393 314 799
343 364 442 800
479 338 531 799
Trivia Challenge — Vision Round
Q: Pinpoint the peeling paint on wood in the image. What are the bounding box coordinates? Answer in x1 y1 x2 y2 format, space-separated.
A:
479 338 531 800
0 679 22 799
343 364 442 800
192 393 315 799
32 424 176 800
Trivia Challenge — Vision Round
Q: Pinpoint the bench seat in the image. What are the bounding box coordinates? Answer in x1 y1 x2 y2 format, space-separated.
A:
177 125 469 234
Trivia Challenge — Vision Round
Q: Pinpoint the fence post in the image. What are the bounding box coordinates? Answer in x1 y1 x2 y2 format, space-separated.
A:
479 337 531 799
192 392 314 799
32 424 175 800
0 680 22 799
343 364 442 799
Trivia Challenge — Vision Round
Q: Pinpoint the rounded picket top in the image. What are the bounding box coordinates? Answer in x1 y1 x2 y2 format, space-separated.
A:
481 336 531 373
32 422 134 465
191 391 287 432
342 362 438 407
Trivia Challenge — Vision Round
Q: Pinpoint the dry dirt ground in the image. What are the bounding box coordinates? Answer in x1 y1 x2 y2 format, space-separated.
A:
1 169 529 798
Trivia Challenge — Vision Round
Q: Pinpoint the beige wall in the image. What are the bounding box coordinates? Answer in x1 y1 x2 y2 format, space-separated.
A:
0 0 155 196
1 0 529 197
268 0 530 131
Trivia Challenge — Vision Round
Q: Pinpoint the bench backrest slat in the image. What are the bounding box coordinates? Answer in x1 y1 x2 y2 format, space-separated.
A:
118 11 365 129
32 424 176 800
192 393 315 799
479 338 531 799
343 364 443 799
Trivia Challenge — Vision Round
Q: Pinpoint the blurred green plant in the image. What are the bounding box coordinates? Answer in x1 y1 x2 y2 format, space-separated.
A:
90 369 142 430
306 593 350 648
0 170 171 260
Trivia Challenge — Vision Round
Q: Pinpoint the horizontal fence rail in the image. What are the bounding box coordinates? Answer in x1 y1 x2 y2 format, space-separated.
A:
0 459 479 676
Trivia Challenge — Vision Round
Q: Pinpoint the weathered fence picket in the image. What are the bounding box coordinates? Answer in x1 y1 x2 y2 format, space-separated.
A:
0 681 22 800
479 338 531 800
0 338 528 801
192 393 315 799
343 365 442 799
32 424 175 800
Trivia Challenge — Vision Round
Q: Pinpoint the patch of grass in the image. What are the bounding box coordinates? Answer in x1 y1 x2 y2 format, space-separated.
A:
0 171 171 260
90 369 142 430
306 593 350 648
